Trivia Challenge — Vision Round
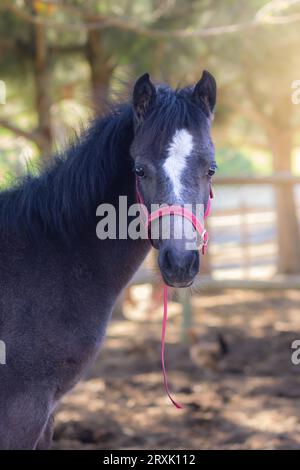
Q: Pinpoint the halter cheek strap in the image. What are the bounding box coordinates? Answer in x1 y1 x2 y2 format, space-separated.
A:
136 180 213 408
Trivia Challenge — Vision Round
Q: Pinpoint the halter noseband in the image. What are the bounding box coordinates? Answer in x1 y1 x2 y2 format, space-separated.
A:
136 182 212 254
135 180 213 408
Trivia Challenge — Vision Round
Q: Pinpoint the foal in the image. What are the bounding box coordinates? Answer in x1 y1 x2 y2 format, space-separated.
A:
0 71 217 449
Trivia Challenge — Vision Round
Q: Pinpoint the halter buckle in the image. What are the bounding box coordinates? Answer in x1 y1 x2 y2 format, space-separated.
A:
202 229 208 245
198 229 209 252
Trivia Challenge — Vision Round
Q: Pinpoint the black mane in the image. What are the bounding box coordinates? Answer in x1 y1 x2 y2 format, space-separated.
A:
0 103 134 243
0 86 208 244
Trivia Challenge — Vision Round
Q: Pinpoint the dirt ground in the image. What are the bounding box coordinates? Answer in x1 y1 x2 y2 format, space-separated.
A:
53 289 300 450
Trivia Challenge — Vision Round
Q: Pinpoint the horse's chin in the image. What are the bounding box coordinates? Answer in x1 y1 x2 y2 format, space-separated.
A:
160 274 194 288
170 280 194 288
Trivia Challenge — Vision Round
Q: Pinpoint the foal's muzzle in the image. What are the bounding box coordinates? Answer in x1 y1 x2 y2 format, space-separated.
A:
158 245 199 287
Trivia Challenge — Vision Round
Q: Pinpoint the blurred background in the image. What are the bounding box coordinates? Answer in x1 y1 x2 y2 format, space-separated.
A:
2 0 300 450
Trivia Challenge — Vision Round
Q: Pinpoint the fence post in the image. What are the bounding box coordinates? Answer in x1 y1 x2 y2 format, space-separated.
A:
179 288 192 343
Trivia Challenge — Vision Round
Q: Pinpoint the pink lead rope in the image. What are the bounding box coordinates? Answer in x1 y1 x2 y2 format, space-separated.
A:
162 284 183 408
136 181 213 408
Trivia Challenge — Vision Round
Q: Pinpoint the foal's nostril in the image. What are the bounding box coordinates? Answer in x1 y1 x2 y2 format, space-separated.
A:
188 250 199 276
164 249 173 272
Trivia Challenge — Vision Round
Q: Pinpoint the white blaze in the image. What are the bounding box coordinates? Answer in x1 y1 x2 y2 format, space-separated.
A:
163 129 193 200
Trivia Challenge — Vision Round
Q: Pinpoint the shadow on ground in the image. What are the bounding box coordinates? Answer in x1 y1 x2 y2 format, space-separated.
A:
53 289 300 450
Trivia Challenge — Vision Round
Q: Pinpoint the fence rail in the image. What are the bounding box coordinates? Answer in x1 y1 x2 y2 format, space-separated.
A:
214 174 300 185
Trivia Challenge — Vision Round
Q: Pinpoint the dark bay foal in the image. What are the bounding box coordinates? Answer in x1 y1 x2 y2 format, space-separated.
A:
0 71 217 449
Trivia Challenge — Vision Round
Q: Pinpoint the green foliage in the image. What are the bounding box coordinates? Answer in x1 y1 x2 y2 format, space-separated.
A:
216 148 255 175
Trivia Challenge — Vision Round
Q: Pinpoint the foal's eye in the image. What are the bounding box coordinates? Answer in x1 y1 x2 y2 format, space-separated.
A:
134 166 146 178
207 165 217 177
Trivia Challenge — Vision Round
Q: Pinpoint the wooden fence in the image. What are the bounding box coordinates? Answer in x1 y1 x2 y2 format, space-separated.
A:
210 173 300 282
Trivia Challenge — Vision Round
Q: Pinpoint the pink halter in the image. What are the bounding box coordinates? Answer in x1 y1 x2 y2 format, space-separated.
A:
136 181 213 408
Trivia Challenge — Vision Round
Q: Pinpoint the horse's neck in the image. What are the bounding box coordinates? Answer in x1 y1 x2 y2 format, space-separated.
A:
85 169 150 301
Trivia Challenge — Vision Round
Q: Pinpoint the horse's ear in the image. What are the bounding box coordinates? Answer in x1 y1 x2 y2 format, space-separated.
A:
133 73 156 123
192 70 217 117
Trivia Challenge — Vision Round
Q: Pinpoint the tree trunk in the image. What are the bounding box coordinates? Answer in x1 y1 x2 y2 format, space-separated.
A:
31 3 53 162
86 29 114 114
268 129 300 273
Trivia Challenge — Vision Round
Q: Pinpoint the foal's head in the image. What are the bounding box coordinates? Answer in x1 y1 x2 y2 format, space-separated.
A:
130 71 217 287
